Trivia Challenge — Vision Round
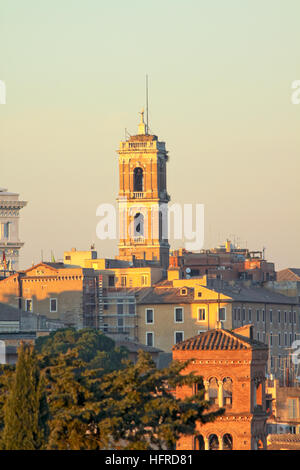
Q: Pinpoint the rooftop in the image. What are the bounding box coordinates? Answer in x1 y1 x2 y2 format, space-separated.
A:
277 268 300 281
212 284 298 305
172 327 267 351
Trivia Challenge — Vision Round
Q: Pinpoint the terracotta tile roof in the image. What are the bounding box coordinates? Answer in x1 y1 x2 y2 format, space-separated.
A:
277 268 300 281
107 287 197 304
172 328 267 351
268 433 300 443
138 287 196 304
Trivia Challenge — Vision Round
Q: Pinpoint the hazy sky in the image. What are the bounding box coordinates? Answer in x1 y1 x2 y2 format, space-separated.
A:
1 0 299 270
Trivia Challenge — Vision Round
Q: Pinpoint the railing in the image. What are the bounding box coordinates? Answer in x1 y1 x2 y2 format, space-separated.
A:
132 192 144 199
131 237 145 244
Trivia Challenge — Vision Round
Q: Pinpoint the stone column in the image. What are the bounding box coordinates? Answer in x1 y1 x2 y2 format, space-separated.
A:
218 435 223 450
204 436 209 450
218 380 223 407
204 380 209 401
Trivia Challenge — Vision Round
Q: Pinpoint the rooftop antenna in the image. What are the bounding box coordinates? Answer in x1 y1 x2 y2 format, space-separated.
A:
146 74 149 134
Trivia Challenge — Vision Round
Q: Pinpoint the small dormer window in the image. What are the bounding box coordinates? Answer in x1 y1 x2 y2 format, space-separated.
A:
197 292 202 297
180 288 187 296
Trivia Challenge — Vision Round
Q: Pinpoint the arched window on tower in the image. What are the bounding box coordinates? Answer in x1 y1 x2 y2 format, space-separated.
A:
223 377 233 407
208 377 218 405
208 434 219 450
134 212 144 238
134 167 143 192
223 434 233 450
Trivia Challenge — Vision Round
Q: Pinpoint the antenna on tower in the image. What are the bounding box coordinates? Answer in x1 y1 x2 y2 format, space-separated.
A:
146 74 149 134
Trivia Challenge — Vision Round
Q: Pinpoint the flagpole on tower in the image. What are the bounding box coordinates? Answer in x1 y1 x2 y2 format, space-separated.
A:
146 74 149 135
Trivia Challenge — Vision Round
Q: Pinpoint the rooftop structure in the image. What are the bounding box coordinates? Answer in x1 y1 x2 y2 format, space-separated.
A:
169 241 276 283
0 187 27 273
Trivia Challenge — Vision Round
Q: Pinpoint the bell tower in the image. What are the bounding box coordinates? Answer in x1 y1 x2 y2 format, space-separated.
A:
116 111 170 269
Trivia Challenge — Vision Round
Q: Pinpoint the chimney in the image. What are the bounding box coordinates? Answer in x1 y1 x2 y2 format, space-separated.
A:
233 324 253 339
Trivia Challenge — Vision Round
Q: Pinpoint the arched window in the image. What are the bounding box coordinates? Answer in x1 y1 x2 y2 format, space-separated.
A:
134 167 143 192
194 435 205 450
223 377 233 407
208 434 219 450
208 377 218 405
223 434 233 450
134 212 144 237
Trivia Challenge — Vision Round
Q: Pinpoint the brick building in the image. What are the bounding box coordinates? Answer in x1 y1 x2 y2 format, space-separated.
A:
173 325 268 450
169 241 276 283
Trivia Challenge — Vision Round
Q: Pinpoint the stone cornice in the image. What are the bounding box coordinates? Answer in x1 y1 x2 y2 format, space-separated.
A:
0 201 27 209
0 242 24 248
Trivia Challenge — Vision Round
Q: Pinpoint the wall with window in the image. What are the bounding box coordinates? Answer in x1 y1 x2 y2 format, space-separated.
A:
137 297 232 352
0 265 102 329
232 301 300 378
266 380 300 428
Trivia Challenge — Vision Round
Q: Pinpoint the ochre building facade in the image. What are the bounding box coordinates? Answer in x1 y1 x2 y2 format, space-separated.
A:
116 112 170 270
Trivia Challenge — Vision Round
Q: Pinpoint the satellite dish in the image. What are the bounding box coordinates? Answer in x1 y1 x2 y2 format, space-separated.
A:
186 268 191 273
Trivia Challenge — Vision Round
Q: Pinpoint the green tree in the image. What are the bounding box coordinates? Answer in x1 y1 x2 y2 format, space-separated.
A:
42 348 104 450
35 328 127 372
35 328 128 450
1 343 49 450
0 329 223 450
95 351 224 450
0 364 14 436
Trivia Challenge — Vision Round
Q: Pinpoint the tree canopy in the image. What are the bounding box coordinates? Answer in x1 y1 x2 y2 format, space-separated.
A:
1 343 49 450
0 328 223 450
